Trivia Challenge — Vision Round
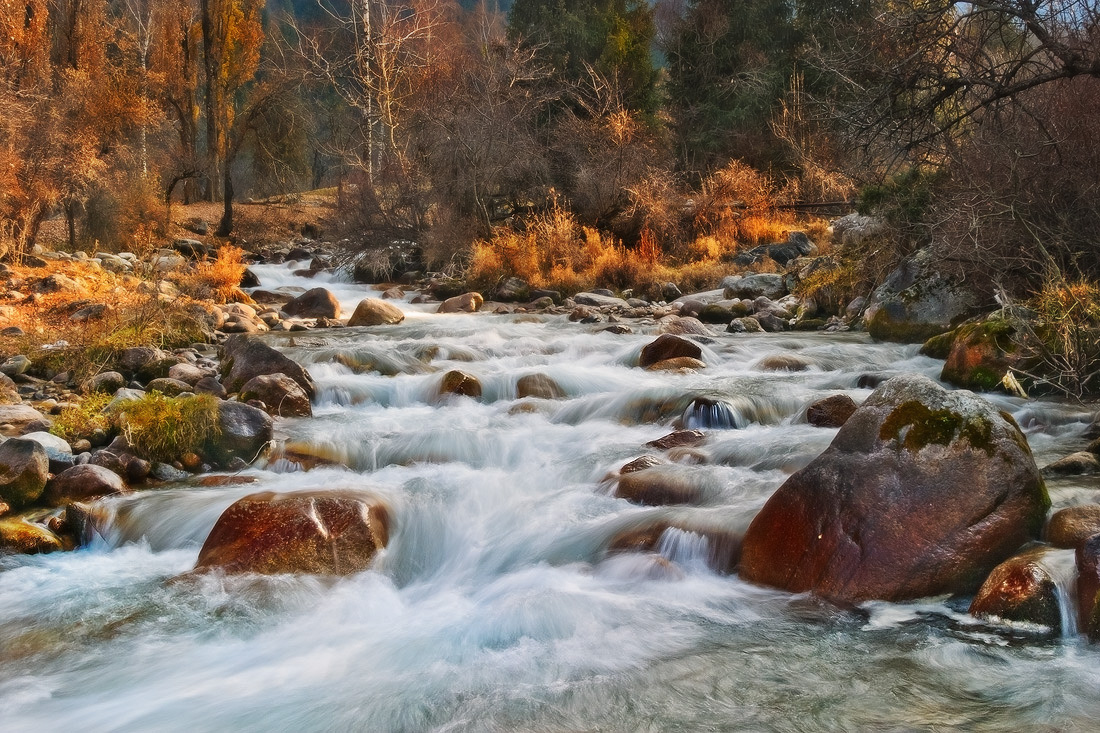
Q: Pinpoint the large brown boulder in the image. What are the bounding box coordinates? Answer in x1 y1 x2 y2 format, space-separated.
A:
283 287 341 319
43 464 127 505
0 438 49 508
740 374 1049 603
437 292 484 313
969 547 1064 632
239 374 312 417
220 335 315 399
348 298 405 326
195 490 389 575
639 334 703 368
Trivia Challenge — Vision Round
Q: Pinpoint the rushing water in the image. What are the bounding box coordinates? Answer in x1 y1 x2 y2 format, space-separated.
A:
2 262 1100 732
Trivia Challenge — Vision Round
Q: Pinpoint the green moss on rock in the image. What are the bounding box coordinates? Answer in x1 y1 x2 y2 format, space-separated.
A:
879 400 995 455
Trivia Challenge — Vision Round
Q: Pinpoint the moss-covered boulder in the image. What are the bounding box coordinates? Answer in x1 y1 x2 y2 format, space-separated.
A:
195 490 389 575
740 374 1048 603
865 248 981 343
937 318 1022 392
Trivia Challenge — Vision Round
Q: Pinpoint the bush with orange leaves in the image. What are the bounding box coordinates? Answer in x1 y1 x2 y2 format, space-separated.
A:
173 246 250 304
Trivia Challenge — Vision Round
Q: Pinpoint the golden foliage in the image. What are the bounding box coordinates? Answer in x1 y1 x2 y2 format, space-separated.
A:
175 245 248 303
119 393 221 463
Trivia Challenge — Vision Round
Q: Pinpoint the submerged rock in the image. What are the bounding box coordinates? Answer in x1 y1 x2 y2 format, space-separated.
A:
615 463 706 506
195 490 390 575
515 374 565 400
739 374 1048 603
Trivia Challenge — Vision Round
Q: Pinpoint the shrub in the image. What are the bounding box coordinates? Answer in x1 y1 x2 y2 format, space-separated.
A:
174 245 248 304
118 393 221 463
1009 276 1100 398
49 392 114 443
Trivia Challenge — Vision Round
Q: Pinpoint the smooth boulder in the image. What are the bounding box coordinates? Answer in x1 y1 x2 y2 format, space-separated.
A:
220 335 315 399
195 490 389 575
240 374 312 417
0 438 49 508
969 547 1064 632
283 287 341 319
806 395 858 428
437 370 482 399
740 374 1049 603
43 464 127 505
1046 505 1100 549
639 334 703 368
348 298 405 326
437 292 484 313
211 401 273 466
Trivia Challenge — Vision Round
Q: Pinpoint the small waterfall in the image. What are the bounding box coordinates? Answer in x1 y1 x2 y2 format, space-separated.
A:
1038 548 1080 638
683 398 743 429
655 527 710 570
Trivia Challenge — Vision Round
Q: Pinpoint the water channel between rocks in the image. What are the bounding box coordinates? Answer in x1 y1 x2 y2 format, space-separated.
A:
2 261 1100 732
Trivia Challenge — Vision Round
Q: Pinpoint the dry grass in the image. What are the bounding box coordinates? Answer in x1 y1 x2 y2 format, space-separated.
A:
173 245 249 304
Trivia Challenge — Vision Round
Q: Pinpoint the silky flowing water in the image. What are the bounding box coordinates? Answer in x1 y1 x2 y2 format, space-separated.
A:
2 261 1100 731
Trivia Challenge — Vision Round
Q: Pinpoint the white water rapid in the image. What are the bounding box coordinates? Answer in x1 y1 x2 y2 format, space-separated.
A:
2 262 1100 731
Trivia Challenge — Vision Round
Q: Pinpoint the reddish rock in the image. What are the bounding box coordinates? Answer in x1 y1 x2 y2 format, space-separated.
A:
807 395 858 428
969 547 1063 632
43 464 127 505
615 464 704 506
437 370 482 399
1077 534 1100 638
639 334 703 368
646 430 706 450
757 354 811 372
515 374 565 400
437 292 484 313
195 490 389 575
1045 505 1100 549
619 455 665 474
739 374 1049 603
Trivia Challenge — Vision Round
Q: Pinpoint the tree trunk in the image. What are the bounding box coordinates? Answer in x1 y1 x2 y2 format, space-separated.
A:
217 165 233 236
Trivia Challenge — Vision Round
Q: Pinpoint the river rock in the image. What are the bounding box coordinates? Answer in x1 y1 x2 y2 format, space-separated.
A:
1077 534 1100 638
515 374 565 400
937 318 1027 392
757 354 811 372
0 517 63 554
19 431 73 472
494 277 530 302
283 287 341 319
639 334 703 368
438 370 482 399
239 374 312 417
969 547 1063 632
806 395 858 428
194 490 389 575
574 292 628 309
1045 506 1100 548
211 401 273 466
83 371 126 394
117 346 178 382
722 274 786 301
646 430 706 450
1042 451 1100 477
728 317 764 333
220 336 315 399
146 378 193 397
608 519 742 574
194 376 227 399
437 292 484 313
864 247 981 343
348 298 405 326
739 374 1049 603
646 357 706 372
615 464 705 506
43 464 127 505
168 362 208 386
657 316 712 336
0 438 49 508
0 355 30 377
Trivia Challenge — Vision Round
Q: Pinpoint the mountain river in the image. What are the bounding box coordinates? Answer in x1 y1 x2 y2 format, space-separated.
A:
2 261 1099 731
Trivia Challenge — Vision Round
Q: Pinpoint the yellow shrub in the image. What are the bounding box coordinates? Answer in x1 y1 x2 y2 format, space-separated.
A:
176 246 248 304
119 393 221 463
